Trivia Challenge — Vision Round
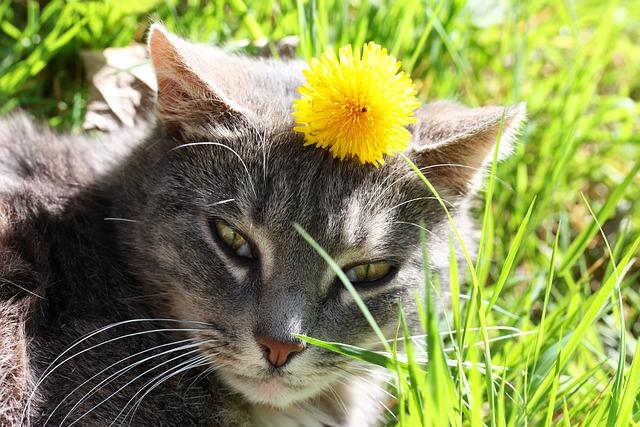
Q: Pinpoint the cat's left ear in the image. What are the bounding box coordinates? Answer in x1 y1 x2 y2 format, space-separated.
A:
406 101 526 197
147 24 251 136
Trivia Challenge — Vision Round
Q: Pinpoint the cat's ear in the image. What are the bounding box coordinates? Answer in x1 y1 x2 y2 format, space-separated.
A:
407 102 526 196
147 24 250 135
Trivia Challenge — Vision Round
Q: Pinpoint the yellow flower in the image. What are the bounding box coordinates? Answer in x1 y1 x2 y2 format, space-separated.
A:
292 42 420 166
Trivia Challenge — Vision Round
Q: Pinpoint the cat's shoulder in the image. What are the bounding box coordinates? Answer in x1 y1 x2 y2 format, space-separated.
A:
0 112 143 190
0 112 144 298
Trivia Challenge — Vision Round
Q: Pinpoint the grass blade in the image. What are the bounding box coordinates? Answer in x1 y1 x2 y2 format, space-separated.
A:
294 223 391 353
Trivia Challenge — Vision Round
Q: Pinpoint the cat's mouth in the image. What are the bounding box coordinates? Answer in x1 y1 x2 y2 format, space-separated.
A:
219 369 330 408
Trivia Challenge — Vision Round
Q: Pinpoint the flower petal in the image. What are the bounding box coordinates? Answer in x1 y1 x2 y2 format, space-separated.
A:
292 42 420 167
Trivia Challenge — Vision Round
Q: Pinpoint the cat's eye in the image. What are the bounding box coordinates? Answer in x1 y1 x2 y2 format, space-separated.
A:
345 263 392 283
213 220 253 258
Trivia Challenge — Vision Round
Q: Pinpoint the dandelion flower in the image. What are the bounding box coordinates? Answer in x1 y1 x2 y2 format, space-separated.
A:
292 42 420 166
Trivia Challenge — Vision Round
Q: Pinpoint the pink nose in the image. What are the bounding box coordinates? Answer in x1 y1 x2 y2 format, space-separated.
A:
257 336 304 368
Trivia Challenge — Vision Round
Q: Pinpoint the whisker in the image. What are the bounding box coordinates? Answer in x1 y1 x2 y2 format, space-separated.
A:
38 326 209 387
365 173 411 212
385 325 530 344
381 196 452 216
415 162 514 195
103 218 138 223
257 126 272 184
117 353 213 426
170 141 257 199
1 278 43 298
336 365 397 402
43 338 205 426
442 330 538 353
23 318 212 424
442 359 522 403
455 294 521 320
333 371 396 421
365 164 448 211
38 319 211 378
206 198 235 207
65 347 208 427
183 363 219 395
325 383 350 419
391 221 446 245
343 364 396 382
367 162 501 213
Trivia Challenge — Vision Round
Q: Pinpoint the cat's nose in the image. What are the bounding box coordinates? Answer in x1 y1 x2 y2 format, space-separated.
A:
257 336 304 368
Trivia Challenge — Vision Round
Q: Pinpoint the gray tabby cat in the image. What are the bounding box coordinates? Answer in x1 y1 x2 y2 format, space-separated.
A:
0 24 525 426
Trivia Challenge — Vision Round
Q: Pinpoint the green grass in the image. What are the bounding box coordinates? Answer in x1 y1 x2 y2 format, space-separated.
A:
2 0 639 425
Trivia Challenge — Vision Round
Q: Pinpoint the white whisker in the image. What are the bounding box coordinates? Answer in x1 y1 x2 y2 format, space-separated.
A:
337 365 396 402
23 318 212 424
1 278 43 298
365 173 410 211
392 221 445 244
170 141 257 199
207 198 235 207
103 218 138 223
65 347 207 427
331 383 351 417
117 354 213 426
44 338 206 426
381 196 451 216
183 363 219 394
333 371 396 421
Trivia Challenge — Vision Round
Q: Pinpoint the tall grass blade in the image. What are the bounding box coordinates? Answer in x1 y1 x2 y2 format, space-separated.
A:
525 235 640 417
558 162 639 274
294 223 391 352
487 195 536 312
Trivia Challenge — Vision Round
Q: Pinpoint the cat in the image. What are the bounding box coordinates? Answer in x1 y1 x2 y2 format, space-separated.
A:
0 24 526 427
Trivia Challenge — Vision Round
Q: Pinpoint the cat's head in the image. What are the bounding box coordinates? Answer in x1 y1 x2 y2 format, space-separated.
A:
115 24 525 412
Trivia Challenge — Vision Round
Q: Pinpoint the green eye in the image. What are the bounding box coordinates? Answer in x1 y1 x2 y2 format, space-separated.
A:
345 263 392 283
214 220 253 258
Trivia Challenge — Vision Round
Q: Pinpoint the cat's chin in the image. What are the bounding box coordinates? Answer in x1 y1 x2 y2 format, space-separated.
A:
218 369 329 408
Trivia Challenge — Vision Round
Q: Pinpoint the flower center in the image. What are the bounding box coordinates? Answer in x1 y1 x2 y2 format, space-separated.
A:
344 96 370 124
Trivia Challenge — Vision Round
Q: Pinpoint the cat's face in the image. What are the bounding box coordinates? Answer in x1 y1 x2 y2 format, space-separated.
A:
116 25 525 410
123 124 438 407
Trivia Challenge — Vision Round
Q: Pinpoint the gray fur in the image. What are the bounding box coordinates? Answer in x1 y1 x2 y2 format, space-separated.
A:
0 24 525 426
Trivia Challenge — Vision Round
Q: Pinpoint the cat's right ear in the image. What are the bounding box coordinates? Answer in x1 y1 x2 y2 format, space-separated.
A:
406 101 526 198
147 24 250 136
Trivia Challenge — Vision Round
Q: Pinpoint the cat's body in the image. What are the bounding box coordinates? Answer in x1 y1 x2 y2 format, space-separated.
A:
0 26 525 426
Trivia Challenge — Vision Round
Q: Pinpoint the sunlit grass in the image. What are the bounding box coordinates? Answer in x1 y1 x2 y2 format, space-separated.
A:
2 0 639 425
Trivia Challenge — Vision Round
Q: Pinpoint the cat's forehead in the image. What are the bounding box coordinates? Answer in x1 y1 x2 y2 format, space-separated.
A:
242 127 411 205
175 124 432 253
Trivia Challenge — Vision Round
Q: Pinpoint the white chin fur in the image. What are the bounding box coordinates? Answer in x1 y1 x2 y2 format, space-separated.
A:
219 370 328 408
218 363 388 427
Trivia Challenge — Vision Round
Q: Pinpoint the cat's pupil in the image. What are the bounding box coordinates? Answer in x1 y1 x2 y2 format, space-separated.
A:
214 220 252 258
346 262 392 283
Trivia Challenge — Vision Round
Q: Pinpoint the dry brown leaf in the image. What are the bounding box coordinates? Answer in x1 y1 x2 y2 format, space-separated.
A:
81 37 299 131
81 44 156 131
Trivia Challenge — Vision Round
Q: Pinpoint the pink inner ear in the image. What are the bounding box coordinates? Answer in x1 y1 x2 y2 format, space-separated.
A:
148 26 184 96
147 24 252 135
148 24 180 74
156 77 174 97
418 129 503 196
148 24 206 99
409 103 526 197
